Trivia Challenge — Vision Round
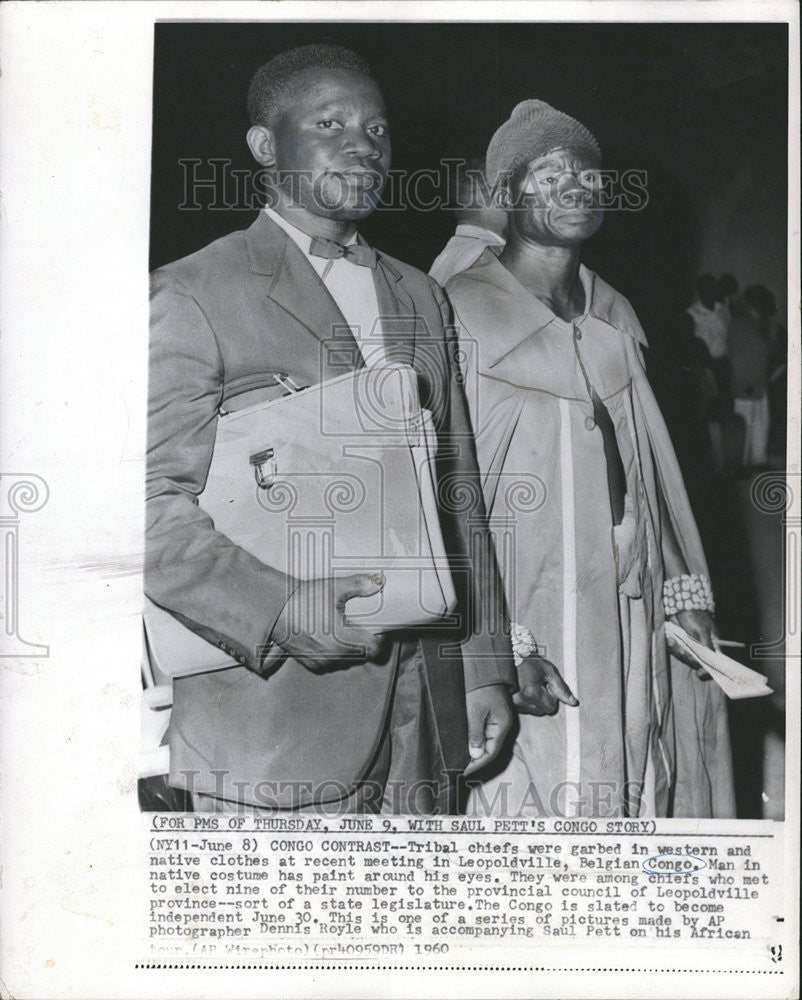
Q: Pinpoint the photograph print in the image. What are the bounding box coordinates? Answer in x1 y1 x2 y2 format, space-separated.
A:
140 20 789 821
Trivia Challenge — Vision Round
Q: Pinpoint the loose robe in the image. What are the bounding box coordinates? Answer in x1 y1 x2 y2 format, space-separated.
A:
446 250 735 818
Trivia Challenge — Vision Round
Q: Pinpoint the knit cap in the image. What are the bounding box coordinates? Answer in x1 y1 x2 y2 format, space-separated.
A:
486 99 601 189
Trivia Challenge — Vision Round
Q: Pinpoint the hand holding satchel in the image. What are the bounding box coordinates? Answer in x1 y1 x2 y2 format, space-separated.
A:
260 572 387 675
145 363 457 678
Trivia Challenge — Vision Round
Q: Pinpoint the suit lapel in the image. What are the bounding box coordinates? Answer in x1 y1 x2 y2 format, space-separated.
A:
244 212 419 377
372 250 417 368
245 213 365 381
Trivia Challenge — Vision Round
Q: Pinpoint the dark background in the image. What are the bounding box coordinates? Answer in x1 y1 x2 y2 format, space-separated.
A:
150 21 787 341
149 22 789 818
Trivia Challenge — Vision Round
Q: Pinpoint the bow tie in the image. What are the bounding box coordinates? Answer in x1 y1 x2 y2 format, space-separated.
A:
309 236 378 269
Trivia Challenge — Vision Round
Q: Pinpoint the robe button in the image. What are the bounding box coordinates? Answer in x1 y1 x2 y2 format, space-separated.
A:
585 416 596 431
575 328 583 340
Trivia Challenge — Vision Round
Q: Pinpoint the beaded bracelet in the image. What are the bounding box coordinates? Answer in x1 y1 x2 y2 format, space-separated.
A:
510 621 539 666
663 573 715 617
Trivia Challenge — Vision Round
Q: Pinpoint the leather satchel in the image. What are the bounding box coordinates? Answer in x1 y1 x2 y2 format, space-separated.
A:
144 363 457 678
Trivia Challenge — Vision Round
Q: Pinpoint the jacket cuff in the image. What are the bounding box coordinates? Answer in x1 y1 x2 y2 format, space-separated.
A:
147 563 300 675
461 633 518 692
255 578 303 672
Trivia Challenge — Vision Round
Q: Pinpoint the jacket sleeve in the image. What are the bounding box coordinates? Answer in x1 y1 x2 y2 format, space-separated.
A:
146 268 295 670
428 278 517 692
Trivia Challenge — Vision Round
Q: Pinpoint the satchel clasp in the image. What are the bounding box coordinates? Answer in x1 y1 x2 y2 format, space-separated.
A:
250 448 277 489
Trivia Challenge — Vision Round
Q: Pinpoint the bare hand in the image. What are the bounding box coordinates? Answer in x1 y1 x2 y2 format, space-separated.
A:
262 573 386 673
667 609 717 679
513 655 579 716
463 684 514 776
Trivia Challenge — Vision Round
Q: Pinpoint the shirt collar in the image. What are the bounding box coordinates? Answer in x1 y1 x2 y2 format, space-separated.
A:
263 207 358 256
454 224 506 244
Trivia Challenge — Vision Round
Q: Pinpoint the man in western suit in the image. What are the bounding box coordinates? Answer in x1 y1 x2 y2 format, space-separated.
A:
146 44 515 813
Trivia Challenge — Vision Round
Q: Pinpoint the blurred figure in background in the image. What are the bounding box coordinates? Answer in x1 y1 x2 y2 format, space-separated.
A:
430 155 507 285
718 272 745 321
730 285 773 469
687 273 731 389
649 283 717 510
763 289 788 460
687 274 733 473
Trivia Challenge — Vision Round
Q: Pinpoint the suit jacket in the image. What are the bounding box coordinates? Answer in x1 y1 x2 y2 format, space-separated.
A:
146 212 515 807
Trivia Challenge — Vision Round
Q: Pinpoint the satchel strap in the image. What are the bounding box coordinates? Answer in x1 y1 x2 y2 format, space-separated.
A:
219 372 310 414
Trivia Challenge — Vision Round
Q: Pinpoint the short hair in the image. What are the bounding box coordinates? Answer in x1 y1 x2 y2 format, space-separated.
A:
247 44 375 127
695 274 720 307
719 273 739 297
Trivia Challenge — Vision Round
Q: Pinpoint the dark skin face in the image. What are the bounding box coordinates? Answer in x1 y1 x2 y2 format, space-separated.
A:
498 147 603 321
247 67 391 241
506 147 603 247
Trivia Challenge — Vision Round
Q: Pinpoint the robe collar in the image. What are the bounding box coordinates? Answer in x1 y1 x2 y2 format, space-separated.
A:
452 247 648 371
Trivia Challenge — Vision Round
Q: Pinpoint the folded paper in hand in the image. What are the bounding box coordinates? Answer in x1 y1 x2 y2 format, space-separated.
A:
144 364 457 678
665 621 773 699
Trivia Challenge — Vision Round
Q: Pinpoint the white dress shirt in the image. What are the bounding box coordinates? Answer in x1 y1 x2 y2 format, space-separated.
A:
264 207 387 367
687 300 730 359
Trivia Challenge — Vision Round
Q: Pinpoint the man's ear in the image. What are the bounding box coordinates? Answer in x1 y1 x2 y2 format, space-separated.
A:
247 125 276 167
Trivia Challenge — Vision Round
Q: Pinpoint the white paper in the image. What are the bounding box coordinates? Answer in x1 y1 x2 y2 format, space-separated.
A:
666 622 774 699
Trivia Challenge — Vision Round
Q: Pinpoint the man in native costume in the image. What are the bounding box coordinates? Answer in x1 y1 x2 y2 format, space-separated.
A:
445 100 735 818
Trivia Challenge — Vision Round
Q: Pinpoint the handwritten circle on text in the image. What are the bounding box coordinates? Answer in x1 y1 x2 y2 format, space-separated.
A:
642 854 708 875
